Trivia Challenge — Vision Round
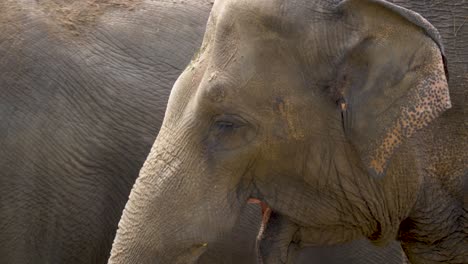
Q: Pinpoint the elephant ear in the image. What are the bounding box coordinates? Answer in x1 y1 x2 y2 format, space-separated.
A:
335 0 451 178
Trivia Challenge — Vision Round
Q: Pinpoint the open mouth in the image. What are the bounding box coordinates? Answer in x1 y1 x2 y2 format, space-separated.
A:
247 197 303 264
248 198 273 264
248 198 273 239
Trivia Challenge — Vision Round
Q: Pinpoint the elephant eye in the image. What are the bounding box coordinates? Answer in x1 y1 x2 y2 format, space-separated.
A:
212 115 246 134
214 121 236 131
206 115 256 151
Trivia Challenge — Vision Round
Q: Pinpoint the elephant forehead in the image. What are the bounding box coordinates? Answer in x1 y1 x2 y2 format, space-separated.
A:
201 51 307 105
215 0 336 27
212 0 303 40
208 0 345 83
196 0 341 109
216 0 286 21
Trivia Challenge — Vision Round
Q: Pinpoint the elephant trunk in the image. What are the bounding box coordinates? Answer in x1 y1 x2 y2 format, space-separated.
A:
108 135 245 263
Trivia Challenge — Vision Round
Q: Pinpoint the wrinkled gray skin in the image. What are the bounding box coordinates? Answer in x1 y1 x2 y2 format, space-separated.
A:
110 0 467 263
0 0 408 263
0 0 214 263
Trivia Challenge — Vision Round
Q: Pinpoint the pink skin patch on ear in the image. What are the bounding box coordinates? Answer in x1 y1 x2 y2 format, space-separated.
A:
368 58 450 176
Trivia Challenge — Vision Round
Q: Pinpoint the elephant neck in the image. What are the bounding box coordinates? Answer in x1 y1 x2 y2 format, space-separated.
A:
399 177 467 263
380 123 468 263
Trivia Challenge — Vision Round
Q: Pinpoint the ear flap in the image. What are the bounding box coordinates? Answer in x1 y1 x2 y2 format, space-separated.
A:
335 0 451 178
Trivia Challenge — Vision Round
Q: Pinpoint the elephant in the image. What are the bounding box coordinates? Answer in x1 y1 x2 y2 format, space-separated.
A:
0 0 409 263
0 0 213 263
109 0 467 263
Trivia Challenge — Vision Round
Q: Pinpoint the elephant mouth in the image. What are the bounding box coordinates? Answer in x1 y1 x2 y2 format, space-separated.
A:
247 198 273 240
247 198 300 264
248 198 273 264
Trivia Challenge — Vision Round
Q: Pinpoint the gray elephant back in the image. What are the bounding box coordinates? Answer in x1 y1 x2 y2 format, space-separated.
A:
0 0 212 263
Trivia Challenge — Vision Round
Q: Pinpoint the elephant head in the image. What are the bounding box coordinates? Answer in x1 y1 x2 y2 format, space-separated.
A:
109 0 451 262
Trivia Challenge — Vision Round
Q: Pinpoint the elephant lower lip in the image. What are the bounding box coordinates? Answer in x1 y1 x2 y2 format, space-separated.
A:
247 198 272 239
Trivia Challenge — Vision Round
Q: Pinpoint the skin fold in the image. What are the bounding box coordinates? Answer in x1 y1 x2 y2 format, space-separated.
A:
109 0 467 263
0 0 409 263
